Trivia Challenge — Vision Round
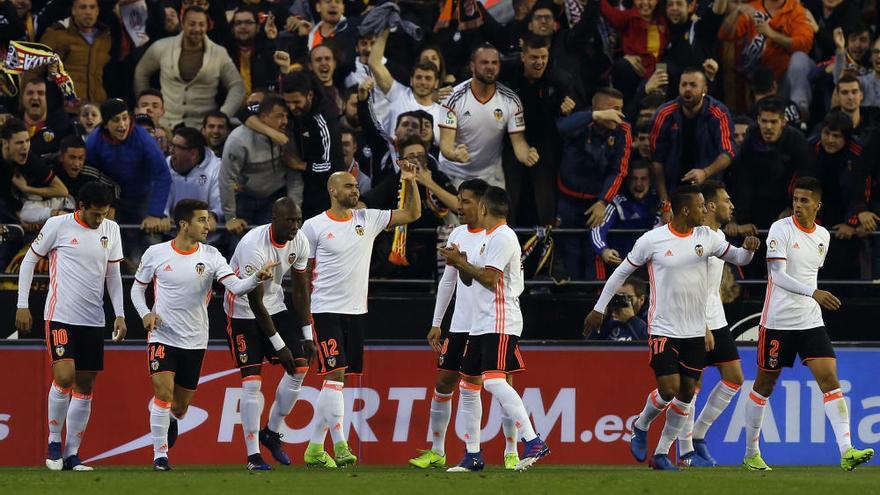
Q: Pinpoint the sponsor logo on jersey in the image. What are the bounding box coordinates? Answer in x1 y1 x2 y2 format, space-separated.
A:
665 249 674 257
195 262 206 276
355 225 365 236
70 238 79 246
695 244 704 257
100 236 109 249
198 174 207 186
792 242 800 249
288 253 296 264
163 265 173 272
494 108 503 121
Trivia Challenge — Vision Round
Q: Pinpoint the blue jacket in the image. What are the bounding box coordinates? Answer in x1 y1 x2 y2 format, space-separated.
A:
650 95 735 190
590 192 659 254
86 125 171 217
557 111 632 202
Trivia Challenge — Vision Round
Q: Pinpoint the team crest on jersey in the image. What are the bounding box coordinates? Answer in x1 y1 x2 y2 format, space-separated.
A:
355 225 365 236
694 244 704 257
480 243 486 255
438 355 445 366
768 356 778 368
288 253 297 264
493 108 503 121
818 243 826 256
55 345 65 357
607 136 615 147
327 356 336 367
100 236 109 249
195 262 206 275
768 239 778 252
43 130 54 142
239 353 248 364
198 174 207 186
244 264 255 276
150 360 159 371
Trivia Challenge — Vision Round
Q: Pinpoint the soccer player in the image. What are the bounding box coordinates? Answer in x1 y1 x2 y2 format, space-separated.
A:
16 182 125 472
409 179 519 470
301 169 421 467
131 199 277 471
742 177 875 471
224 197 316 470
677 181 746 466
584 185 759 471
440 186 549 472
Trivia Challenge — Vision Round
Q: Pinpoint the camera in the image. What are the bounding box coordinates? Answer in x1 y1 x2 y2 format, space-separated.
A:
608 293 633 310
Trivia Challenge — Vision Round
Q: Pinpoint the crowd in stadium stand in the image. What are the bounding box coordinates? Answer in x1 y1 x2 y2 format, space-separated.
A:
1 0 880 285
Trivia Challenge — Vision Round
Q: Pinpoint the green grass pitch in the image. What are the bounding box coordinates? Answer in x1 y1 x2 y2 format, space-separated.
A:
2 466 878 495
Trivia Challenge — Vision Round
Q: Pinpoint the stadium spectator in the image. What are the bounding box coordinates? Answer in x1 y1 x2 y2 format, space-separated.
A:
591 161 659 273
201 111 231 157
86 98 171 241
718 0 815 114
556 88 631 280
806 0 861 65
18 78 74 158
587 277 649 341
39 0 111 104
810 110 864 279
300 0 360 67
749 62 807 133
733 115 755 147
650 68 736 212
833 74 880 139
309 44 343 116
134 6 245 128
634 121 652 161
339 125 371 195
500 34 574 226
134 90 165 127
77 103 101 138
600 0 669 100
164 126 221 231
227 7 280 97
852 126 880 278
729 97 814 233
661 0 728 90
833 28 880 108
221 94 293 240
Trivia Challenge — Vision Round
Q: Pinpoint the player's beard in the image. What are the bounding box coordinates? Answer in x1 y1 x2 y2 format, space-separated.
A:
338 193 359 209
474 71 496 85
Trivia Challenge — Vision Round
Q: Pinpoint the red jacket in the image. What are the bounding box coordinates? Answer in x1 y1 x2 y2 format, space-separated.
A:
601 0 669 77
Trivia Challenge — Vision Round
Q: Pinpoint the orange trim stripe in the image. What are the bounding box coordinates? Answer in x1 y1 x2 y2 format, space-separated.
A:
242 376 262 383
483 371 506 381
433 393 454 402
669 401 689 416
322 380 344 391
459 381 482 391
749 391 767 406
153 398 172 408
721 379 741 391
71 391 92 400
52 381 71 394
823 390 844 403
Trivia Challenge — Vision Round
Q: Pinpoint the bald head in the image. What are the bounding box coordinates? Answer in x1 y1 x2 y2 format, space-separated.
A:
328 171 360 208
273 196 300 218
270 197 303 240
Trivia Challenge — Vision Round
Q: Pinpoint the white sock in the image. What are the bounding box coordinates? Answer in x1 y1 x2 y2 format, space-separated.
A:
654 397 690 456
241 377 262 457
63 392 92 458
502 413 519 456
47 382 71 444
150 398 171 460
823 389 853 456
309 419 329 447
429 390 453 456
316 380 345 445
635 389 668 431
267 372 305 433
694 380 741 439
678 391 698 455
482 377 536 442
744 390 768 457
458 382 482 454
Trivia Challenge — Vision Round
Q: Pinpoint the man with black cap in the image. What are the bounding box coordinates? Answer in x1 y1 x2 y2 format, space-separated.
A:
86 98 171 259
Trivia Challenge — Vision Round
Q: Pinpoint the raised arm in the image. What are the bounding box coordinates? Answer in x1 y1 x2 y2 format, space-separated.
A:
367 28 394 94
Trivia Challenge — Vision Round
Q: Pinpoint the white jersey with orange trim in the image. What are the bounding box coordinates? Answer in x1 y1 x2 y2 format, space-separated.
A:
626 224 732 339
224 224 310 319
438 79 525 179
301 209 392 315
28 212 123 327
432 225 485 333
469 223 524 337
761 216 830 330
136 241 238 349
706 228 728 331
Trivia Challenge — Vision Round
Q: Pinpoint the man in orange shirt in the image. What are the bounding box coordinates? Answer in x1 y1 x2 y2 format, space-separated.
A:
719 0 815 115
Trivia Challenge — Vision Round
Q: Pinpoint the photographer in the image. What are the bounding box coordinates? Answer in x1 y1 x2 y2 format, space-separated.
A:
587 277 649 341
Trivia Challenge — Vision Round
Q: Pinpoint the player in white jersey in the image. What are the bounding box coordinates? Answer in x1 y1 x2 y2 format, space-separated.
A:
408 179 523 470
584 185 759 470
675 181 747 467
301 169 421 467
742 177 874 472
440 186 549 472
15 183 125 472
437 44 539 188
131 199 276 471
223 198 314 470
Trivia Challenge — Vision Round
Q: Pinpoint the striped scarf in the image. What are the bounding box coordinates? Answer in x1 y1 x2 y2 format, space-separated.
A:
434 0 484 32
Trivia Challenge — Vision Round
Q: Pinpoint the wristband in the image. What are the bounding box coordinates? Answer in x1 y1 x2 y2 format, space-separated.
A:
301 324 313 340
269 332 286 351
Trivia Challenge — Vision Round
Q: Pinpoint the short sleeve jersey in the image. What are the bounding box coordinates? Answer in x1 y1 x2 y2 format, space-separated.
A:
384 82 445 147
445 225 485 334
705 228 729 330
224 224 310 319
135 241 237 349
301 209 392 314
30 212 123 327
469 223 525 337
437 79 525 179
760 216 830 330
626 224 730 338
